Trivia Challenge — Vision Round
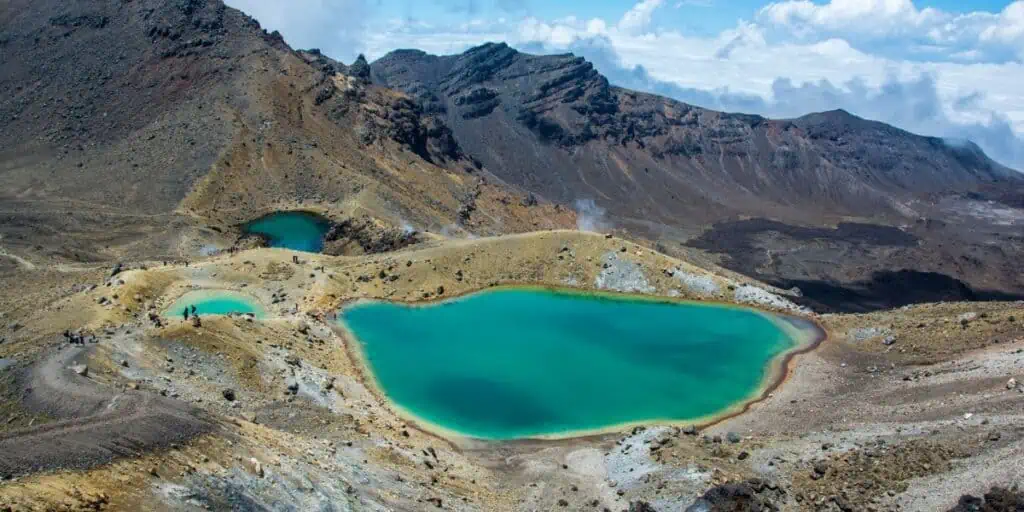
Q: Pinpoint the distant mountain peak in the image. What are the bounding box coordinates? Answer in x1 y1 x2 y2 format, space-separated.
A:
465 41 510 52
823 108 855 117
349 53 371 80
371 41 1019 224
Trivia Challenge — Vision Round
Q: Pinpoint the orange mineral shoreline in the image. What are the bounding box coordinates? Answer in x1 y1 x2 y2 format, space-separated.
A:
329 284 829 446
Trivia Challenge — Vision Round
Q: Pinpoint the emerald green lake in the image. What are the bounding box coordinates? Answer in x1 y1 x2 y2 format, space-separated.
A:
242 211 331 252
340 288 819 440
165 290 266 319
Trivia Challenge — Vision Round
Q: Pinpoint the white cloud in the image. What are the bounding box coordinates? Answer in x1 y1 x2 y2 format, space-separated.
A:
617 0 665 34
980 2 1024 48
760 0 942 35
224 0 369 60
759 0 1024 61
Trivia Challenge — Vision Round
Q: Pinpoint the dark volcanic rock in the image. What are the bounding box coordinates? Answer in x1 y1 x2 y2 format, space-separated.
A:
684 479 786 512
688 217 1024 312
949 486 1024 512
455 87 500 119
49 13 109 29
629 501 657 512
323 216 419 256
0 0 268 214
348 54 371 81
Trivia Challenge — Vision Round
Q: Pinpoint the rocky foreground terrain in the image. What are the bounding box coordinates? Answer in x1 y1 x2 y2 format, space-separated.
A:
0 231 1021 511
1 0 1023 510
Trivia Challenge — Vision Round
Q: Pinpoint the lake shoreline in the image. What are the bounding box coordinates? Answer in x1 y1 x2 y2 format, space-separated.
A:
240 210 333 253
163 288 268 319
333 285 828 445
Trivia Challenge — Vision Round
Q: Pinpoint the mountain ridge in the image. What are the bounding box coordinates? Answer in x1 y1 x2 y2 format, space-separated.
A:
371 42 1019 227
376 43 1018 176
0 1 1021 310
370 41 1024 310
0 1 571 264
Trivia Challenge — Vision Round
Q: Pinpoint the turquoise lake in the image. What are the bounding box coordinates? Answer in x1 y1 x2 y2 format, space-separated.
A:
165 290 266 319
242 211 331 252
340 288 817 440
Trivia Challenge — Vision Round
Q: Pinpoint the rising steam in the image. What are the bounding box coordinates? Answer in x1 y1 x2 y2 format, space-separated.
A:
574 199 610 232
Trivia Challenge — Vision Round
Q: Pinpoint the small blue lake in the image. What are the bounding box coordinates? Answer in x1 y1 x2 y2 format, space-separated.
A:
241 211 332 252
339 288 821 440
165 290 266 319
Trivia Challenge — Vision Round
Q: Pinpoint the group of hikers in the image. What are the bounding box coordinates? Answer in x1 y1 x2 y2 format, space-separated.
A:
182 304 198 320
62 330 95 345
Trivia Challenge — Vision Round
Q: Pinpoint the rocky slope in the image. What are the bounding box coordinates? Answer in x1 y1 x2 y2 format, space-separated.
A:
0 0 568 267
2 0 1021 311
371 42 1019 224
372 43 1024 311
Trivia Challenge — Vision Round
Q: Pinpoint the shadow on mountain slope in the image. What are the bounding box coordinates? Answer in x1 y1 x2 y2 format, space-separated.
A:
772 270 1024 314
688 218 1024 313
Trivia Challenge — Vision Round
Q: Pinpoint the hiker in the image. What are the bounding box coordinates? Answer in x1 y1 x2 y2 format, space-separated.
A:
183 308 189 321
191 305 197 316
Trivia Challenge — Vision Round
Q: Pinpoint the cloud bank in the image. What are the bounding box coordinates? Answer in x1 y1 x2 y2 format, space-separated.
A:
224 0 369 59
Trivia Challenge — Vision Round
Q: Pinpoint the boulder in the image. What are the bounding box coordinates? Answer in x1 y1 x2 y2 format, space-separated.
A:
1008 378 1018 390
348 54 371 81
685 480 783 512
726 431 742 444
948 487 1024 512
629 502 657 512
222 388 236 401
70 364 89 377
249 458 264 478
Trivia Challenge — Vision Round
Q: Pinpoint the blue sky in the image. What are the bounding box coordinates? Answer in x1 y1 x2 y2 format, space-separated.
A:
390 1 1017 35
226 0 1024 168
